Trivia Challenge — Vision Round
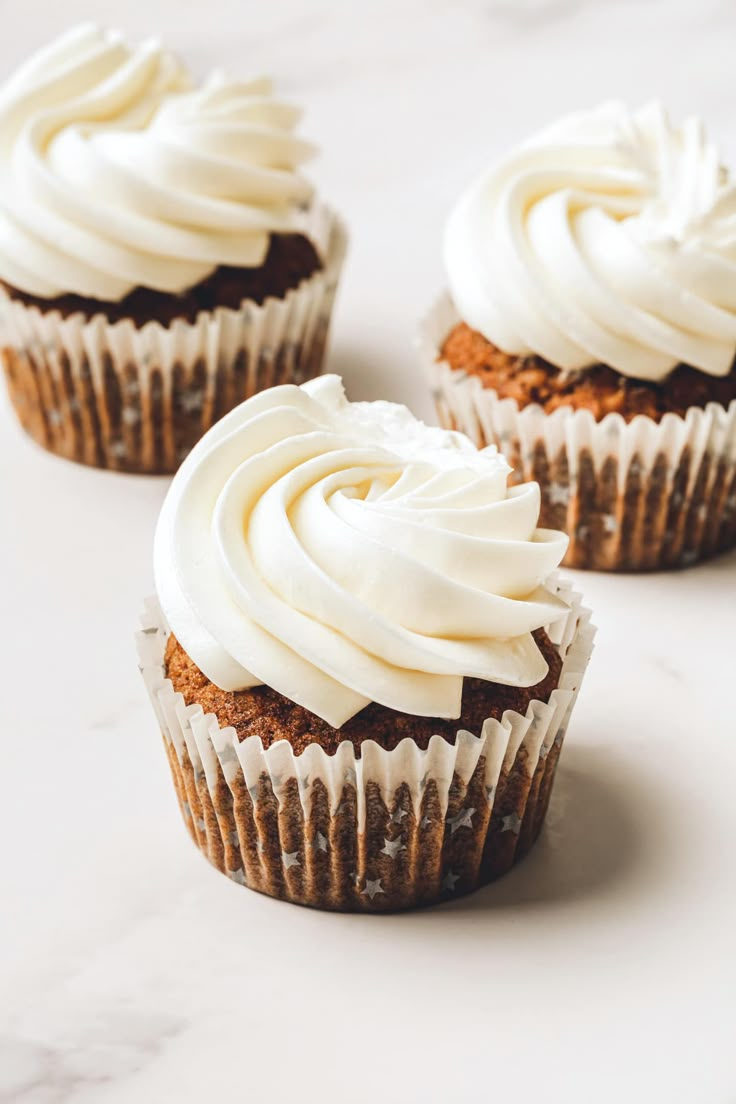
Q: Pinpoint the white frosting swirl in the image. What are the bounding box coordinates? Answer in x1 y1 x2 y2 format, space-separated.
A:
445 101 736 381
0 24 316 300
154 376 568 728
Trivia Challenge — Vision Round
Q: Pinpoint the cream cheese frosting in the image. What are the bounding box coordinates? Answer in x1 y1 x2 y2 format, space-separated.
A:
154 375 569 728
0 23 316 300
445 101 736 382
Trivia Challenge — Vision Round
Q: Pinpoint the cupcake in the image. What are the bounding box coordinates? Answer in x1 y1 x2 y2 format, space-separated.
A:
0 24 346 473
137 375 594 911
421 102 736 571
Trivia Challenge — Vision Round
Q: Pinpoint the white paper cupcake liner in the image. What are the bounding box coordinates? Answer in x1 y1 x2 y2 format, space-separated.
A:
419 294 736 571
136 577 594 912
1 203 347 474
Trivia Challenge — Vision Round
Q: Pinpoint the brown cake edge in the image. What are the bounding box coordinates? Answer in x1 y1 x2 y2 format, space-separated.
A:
163 629 563 757
441 321 736 423
1 233 322 328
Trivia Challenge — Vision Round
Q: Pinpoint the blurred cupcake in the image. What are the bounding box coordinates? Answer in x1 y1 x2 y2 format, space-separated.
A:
421 102 736 571
0 24 346 473
137 375 593 911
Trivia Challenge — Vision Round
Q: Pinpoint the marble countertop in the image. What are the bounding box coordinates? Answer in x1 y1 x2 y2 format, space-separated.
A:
2 2 735 1102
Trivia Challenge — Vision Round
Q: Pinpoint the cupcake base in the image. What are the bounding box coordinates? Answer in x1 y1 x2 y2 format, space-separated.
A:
1 205 346 474
137 580 593 912
421 296 736 572
162 732 566 911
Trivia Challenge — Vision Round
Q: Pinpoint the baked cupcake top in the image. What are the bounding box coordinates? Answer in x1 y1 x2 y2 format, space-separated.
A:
154 376 568 727
0 23 316 301
445 102 736 382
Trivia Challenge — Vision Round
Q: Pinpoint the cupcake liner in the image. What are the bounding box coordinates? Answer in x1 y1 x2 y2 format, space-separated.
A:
136 578 594 912
0 203 347 475
419 294 736 571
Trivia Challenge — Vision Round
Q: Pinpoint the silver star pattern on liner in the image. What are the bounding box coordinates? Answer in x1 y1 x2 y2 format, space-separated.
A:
539 742 550 761
420 815 432 829
179 389 204 414
447 807 475 834
389 807 408 825
108 440 127 460
269 772 283 790
485 784 495 803
603 514 619 535
181 801 192 820
227 868 246 886
256 838 266 854
362 879 385 900
554 729 565 749
228 830 241 849
195 817 206 833
282 851 300 870
547 481 570 507
343 767 357 786
380 837 406 859
419 772 431 791
441 870 460 893
298 774 311 793
311 831 328 852
348 871 359 885
217 742 240 768
247 783 260 803
501 812 522 835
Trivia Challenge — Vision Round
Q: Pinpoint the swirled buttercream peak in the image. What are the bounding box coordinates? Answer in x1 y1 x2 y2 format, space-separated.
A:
0 23 316 300
446 101 736 381
154 376 569 727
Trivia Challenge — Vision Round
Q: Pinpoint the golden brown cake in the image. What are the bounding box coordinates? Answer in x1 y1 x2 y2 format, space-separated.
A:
441 322 736 424
164 629 563 755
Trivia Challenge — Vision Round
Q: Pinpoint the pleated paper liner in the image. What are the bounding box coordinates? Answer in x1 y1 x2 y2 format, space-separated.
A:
420 294 736 572
136 579 594 912
1 203 347 475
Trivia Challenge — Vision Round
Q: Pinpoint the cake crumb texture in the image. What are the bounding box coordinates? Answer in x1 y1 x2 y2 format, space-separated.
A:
1 234 321 327
441 322 736 422
164 630 563 756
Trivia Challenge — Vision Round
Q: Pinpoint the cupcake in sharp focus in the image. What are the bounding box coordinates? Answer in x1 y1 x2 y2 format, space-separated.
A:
420 102 736 571
137 375 594 911
0 24 346 473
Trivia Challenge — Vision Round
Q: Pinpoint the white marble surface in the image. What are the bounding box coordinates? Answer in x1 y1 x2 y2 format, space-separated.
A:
1 3 736 1102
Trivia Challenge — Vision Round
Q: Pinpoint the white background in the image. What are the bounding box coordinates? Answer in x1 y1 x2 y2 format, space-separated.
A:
1 2 735 1102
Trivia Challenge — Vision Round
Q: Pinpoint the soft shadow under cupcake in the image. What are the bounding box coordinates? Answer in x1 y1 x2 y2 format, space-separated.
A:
422 744 670 914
